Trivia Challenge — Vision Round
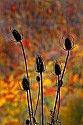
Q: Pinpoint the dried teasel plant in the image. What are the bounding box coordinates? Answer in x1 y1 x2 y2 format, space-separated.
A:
9 28 74 125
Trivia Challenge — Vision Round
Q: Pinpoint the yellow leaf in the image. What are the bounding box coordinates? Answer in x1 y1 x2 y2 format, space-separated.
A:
0 97 6 107
72 44 79 52
43 79 51 86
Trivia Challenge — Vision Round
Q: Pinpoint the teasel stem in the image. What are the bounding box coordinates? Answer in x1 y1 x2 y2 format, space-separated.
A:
40 72 44 125
56 76 60 121
28 88 34 121
58 90 60 118
54 75 60 115
51 75 60 124
27 91 32 125
20 40 29 78
19 40 33 123
34 80 40 117
61 50 70 80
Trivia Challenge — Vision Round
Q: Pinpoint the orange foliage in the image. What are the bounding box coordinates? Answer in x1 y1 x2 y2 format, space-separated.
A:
44 87 56 96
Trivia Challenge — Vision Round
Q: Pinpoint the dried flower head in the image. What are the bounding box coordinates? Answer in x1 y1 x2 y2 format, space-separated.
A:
59 35 75 51
22 77 29 91
36 76 40 82
54 61 61 76
12 29 22 42
26 119 30 125
65 37 72 50
35 55 44 73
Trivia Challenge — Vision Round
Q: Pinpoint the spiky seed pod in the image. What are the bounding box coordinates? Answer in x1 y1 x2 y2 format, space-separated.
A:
26 119 30 125
12 29 21 42
36 55 44 73
36 76 40 82
54 62 61 75
22 77 29 91
65 38 72 50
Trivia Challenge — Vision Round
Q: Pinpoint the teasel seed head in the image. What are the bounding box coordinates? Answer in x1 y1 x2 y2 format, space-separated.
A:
36 76 40 82
12 29 21 42
65 37 72 50
54 61 61 76
59 35 75 51
35 55 44 73
22 77 29 91
26 119 30 125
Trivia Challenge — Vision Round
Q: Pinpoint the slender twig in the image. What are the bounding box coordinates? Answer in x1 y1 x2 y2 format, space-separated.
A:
61 50 70 80
34 81 40 117
40 72 44 125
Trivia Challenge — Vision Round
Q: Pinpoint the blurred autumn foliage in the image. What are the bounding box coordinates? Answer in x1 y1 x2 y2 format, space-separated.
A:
0 0 83 125
60 95 83 125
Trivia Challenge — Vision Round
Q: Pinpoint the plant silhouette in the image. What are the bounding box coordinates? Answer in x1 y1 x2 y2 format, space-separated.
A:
10 29 74 125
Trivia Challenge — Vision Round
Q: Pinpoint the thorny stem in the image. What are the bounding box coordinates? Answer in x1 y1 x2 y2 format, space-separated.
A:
27 91 32 125
40 72 44 125
19 41 33 123
34 81 40 117
61 50 70 80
